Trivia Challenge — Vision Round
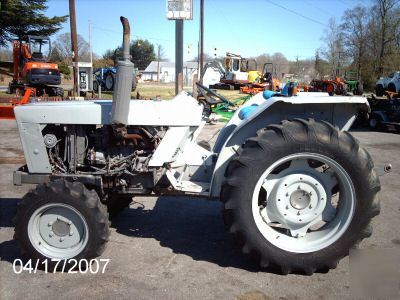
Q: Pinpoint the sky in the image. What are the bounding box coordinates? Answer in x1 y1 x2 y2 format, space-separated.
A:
45 0 370 62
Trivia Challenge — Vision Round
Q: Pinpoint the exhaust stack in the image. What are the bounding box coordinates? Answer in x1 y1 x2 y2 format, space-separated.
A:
111 16 134 125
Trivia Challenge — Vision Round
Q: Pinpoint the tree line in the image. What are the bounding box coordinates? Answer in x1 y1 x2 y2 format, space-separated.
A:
0 0 398 90
319 0 400 89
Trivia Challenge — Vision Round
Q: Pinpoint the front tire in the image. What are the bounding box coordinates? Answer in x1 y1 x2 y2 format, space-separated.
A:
14 180 110 270
221 119 380 274
93 80 99 92
368 114 383 131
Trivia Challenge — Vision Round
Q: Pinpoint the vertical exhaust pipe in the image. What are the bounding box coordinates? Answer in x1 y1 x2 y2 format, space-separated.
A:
111 16 134 125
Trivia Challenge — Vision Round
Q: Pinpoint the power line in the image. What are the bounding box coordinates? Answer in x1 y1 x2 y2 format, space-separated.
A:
302 0 336 18
91 23 175 44
262 0 328 28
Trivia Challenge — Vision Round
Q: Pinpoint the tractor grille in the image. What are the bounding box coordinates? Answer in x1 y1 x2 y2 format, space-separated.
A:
30 68 60 76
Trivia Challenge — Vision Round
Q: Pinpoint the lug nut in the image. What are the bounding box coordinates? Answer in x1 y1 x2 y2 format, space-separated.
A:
49 231 54 237
59 237 64 242
48 222 53 227
67 220 72 225
309 205 312 209
69 231 74 236
297 211 300 215
285 205 289 210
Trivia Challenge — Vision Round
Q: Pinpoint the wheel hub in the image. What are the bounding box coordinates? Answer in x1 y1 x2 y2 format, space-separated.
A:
34 206 85 250
264 173 328 237
289 189 311 210
52 219 70 237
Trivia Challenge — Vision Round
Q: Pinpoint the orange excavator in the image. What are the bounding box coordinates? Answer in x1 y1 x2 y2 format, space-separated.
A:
8 36 64 97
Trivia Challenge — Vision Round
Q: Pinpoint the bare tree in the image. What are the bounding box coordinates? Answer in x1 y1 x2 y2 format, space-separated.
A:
341 5 369 79
373 0 400 74
156 44 167 82
53 32 91 63
321 18 345 77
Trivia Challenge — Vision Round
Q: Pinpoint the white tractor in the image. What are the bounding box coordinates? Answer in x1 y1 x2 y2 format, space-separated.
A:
201 53 258 90
375 71 400 96
13 17 380 274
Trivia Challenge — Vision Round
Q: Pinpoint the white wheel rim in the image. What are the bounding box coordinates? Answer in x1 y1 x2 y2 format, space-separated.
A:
28 203 89 259
252 153 355 253
105 75 113 89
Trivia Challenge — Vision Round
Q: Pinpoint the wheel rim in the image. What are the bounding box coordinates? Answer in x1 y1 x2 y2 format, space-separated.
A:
252 153 355 253
28 203 89 259
105 75 113 90
369 118 377 128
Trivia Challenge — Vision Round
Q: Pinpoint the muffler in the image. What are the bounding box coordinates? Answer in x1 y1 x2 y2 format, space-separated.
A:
111 16 134 125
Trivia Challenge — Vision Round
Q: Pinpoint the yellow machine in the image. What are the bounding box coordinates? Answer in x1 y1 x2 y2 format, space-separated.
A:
202 53 261 90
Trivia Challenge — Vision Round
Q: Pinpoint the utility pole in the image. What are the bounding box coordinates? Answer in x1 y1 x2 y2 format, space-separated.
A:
336 51 344 78
88 20 93 65
69 0 79 97
157 44 161 82
199 0 204 84
175 19 184 94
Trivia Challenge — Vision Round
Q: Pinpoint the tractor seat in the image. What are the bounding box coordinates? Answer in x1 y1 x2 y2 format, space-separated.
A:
31 52 45 62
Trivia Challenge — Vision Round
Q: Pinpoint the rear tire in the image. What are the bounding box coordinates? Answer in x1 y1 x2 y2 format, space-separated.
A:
355 82 363 95
375 84 384 96
326 83 336 96
388 83 397 93
14 180 110 271
105 73 115 91
55 87 64 97
221 119 380 274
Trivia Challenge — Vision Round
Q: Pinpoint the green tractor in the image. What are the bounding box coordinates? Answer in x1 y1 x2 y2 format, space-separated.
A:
345 71 364 96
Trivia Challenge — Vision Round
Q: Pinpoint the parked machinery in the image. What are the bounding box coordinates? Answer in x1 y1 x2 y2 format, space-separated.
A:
202 53 259 90
240 62 282 94
375 71 400 96
93 66 137 92
344 71 364 95
309 77 348 96
8 36 64 97
368 95 400 131
12 17 380 275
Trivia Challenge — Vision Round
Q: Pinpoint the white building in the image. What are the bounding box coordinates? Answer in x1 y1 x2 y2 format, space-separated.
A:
141 61 198 84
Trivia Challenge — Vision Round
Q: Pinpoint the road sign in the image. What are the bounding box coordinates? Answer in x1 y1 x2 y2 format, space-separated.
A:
166 0 193 20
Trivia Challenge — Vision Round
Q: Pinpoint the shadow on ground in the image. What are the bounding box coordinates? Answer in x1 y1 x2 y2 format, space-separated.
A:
112 196 262 272
0 198 20 263
0 196 264 272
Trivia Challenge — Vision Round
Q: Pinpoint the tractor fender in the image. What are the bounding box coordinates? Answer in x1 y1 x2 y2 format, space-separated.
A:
209 91 370 197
